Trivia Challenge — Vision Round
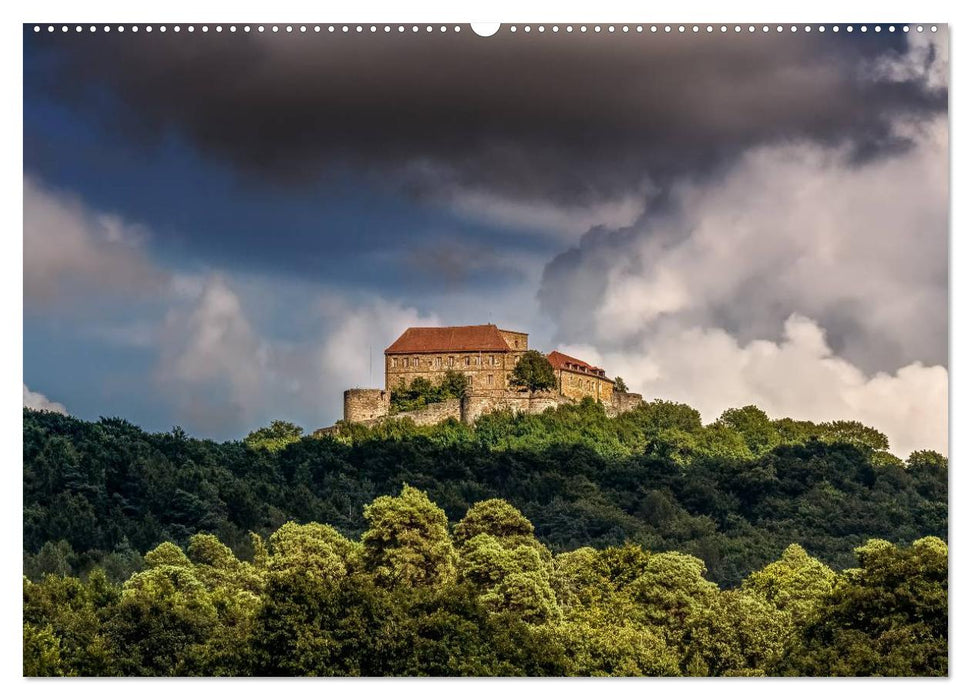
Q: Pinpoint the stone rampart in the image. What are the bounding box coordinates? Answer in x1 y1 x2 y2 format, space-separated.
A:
324 387 644 435
460 390 573 422
606 391 644 417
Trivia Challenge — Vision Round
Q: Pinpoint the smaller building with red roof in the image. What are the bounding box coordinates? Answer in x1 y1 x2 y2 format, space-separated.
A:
546 350 615 403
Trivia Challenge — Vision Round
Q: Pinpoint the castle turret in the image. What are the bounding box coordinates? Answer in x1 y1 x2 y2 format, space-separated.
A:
344 389 391 422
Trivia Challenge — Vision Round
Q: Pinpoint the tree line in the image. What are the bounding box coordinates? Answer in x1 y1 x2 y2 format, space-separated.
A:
23 487 947 676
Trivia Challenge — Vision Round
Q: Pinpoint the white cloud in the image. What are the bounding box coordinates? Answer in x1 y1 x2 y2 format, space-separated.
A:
561 314 947 457
23 384 68 415
316 295 438 390
23 176 169 307
155 275 268 432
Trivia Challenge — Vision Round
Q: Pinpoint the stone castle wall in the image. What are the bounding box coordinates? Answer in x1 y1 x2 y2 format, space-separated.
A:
460 390 573 422
326 397 462 432
606 391 645 417
337 389 591 430
333 387 645 433
403 398 463 426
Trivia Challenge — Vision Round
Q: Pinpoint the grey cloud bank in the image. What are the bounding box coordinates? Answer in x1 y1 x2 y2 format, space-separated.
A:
28 28 945 210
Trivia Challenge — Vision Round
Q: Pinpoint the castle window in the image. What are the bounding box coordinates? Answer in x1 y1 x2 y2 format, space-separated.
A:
489 355 495 366
487 374 494 386
434 356 441 369
448 356 454 368
414 356 420 367
465 356 471 367
391 357 397 369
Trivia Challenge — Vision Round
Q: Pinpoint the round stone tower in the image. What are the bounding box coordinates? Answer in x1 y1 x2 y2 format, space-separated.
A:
344 389 391 423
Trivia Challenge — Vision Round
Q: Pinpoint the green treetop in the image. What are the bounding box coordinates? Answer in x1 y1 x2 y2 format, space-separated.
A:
362 485 458 589
510 350 557 392
243 420 303 452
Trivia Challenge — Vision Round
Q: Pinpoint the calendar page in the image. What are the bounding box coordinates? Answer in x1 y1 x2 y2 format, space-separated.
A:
22 22 949 678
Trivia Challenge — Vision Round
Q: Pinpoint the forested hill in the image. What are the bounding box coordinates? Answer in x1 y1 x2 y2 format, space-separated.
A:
23 399 947 587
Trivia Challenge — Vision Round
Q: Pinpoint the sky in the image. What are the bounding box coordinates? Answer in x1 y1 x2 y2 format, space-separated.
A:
22 25 949 455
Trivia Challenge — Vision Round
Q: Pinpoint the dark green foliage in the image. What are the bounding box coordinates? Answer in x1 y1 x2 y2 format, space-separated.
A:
23 403 946 589
22 492 947 677
510 350 556 391
251 570 407 676
244 421 303 452
390 370 470 413
614 377 629 393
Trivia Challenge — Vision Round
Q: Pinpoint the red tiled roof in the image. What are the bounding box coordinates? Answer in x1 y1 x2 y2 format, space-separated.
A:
547 350 613 381
385 324 514 354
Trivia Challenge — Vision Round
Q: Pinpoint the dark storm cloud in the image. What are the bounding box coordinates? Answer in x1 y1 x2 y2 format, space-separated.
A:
25 26 946 209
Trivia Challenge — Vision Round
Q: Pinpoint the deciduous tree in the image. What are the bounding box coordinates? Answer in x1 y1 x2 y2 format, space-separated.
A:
510 350 556 392
362 485 458 589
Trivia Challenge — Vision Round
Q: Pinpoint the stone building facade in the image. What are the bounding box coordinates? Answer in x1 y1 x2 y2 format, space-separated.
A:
384 324 528 395
547 350 615 403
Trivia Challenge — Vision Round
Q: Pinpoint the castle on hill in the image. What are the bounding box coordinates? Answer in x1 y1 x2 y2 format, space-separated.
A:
336 323 644 429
